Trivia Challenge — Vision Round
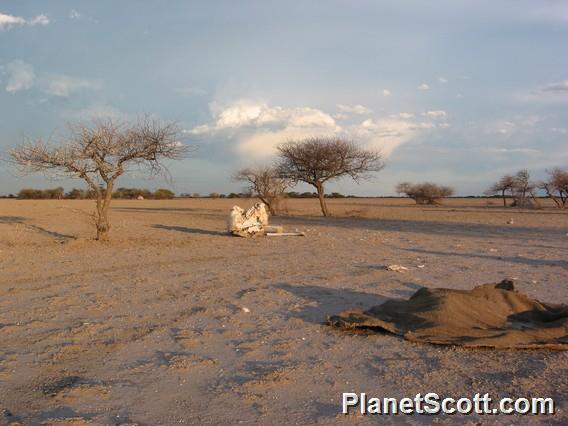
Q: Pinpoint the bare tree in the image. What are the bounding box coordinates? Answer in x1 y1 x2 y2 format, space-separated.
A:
539 167 568 209
486 174 515 207
276 137 384 216
234 166 288 215
10 118 187 240
396 182 454 205
511 169 537 207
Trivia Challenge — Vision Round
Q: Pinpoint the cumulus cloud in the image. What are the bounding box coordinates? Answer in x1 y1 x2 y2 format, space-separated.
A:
382 89 392 97
44 75 102 97
191 99 450 160
5 60 35 93
418 83 430 91
203 100 337 131
0 12 49 30
439 77 448 83
336 104 372 115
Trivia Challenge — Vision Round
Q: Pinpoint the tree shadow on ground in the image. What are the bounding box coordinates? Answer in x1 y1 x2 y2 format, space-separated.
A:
151 224 227 236
114 207 205 213
0 216 26 223
27 224 76 240
277 215 565 242
402 247 568 270
275 283 389 324
0 216 75 240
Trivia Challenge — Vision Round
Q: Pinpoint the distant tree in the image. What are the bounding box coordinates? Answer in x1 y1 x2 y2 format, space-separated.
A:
153 188 175 199
234 165 289 215
66 188 86 199
276 137 384 216
539 167 568 209
486 174 515 207
10 118 187 240
396 182 454 205
511 169 537 207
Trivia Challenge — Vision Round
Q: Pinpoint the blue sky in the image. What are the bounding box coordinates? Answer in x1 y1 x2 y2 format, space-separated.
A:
1 0 567 196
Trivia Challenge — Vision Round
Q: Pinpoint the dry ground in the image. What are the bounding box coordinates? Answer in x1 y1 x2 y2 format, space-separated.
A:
0 198 567 425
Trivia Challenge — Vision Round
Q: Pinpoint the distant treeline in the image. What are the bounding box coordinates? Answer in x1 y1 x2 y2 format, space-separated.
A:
179 191 357 199
16 187 175 200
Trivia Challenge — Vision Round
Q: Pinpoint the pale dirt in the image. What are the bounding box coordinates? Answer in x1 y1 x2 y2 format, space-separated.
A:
0 198 567 425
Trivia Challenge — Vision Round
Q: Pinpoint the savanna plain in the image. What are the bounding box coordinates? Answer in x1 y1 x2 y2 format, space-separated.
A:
1 198 567 425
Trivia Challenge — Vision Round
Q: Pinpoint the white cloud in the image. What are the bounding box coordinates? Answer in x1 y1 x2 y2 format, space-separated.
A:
438 122 451 129
424 110 448 119
185 124 210 135
192 99 450 160
44 75 102 97
552 127 568 134
0 12 49 30
200 100 337 132
5 60 35 93
540 80 568 93
439 77 448 83
382 89 392 97
0 13 25 30
418 83 430 91
28 14 49 26
69 9 81 20
336 104 372 115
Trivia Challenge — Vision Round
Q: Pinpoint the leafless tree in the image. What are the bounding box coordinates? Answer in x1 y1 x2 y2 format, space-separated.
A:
539 167 568 208
276 137 384 216
511 169 537 207
10 118 187 240
234 166 289 215
486 174 515 207
396 182 454 205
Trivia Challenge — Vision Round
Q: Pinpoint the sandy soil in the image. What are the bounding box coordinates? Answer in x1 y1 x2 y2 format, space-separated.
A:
0 198 567 425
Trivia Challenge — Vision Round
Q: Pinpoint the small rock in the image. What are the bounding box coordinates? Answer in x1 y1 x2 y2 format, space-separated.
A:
507 219 514 225
242 307 250 313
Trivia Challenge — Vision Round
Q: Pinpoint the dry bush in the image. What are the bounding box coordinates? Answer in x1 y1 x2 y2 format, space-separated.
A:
396 182 454 205
234 166 288 216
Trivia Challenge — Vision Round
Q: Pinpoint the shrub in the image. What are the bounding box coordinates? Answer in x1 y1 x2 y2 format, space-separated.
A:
396 182 454 204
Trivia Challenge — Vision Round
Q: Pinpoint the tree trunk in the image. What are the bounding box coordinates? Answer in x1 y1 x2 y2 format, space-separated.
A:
315 181 330 216
95 182 113 240
501 189 507 207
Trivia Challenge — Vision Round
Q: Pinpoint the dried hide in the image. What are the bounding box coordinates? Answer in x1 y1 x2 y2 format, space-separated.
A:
228 202 269 238
329 280 568 350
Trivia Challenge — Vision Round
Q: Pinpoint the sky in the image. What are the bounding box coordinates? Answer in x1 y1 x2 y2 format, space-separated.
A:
0 0 567 196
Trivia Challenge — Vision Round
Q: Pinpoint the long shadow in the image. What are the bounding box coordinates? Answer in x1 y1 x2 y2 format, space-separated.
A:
0 215 26 223
403 247 568 270
277 215 565 242
275 283 388 324
0 216 75 239
151 224 227 236
114 207 203 213
27 224 76 240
